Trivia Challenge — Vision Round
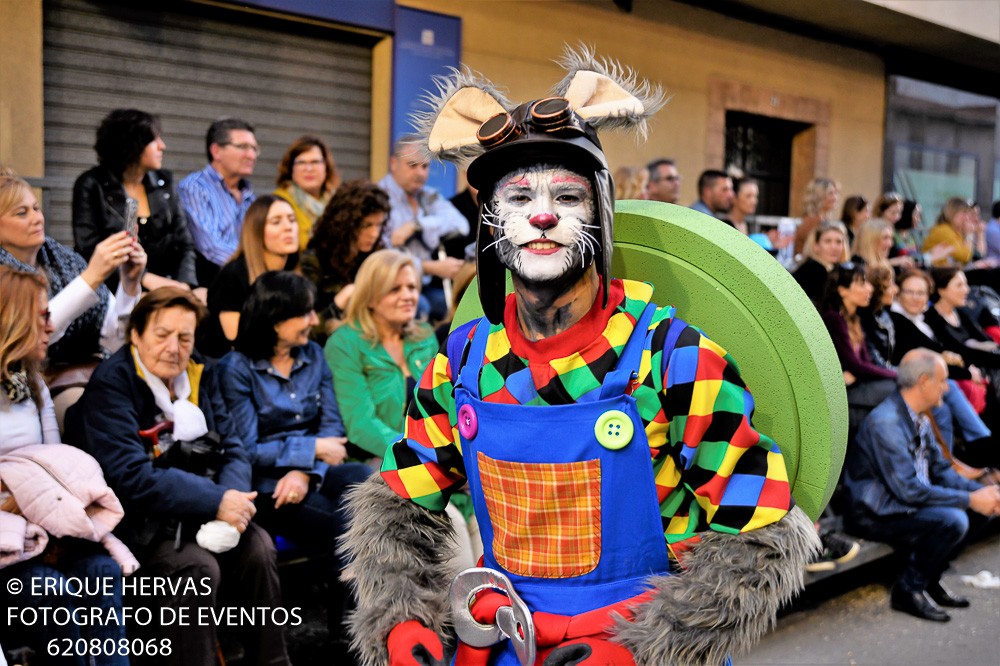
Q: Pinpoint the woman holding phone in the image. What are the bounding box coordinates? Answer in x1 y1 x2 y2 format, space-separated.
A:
73 108 198 294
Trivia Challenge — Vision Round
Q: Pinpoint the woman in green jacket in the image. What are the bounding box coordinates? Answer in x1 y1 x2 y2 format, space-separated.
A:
327 248 480 566
325 249 437 460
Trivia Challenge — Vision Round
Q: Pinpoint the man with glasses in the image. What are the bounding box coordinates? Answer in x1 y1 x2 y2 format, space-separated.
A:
644 157 681 204
179 118 259 286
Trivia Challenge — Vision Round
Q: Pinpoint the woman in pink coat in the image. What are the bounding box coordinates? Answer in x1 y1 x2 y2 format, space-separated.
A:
0 266 130 666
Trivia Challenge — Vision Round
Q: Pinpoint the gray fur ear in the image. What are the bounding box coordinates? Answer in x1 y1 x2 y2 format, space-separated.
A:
553 44 666 139
412 67 513 166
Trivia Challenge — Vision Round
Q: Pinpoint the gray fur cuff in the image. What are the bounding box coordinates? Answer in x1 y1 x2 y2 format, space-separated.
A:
613 504 820 666
339 474 458 666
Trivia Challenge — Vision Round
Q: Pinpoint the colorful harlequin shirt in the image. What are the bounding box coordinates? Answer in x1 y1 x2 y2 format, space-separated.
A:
381 279 791 551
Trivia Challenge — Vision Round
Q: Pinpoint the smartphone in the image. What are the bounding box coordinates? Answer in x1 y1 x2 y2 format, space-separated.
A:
124 197 139 239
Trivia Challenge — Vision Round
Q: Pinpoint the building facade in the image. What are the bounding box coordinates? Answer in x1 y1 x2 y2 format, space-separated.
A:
1 0 996 242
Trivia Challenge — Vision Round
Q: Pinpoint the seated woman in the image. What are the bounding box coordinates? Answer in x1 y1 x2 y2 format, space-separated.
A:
924 268 1000 435
872 191 903 228
820 263 896 432
891 269 979 380
200 194 299 358
864 265 992 455
923 198 975 269
273 134 341 250
72 108 199 294
326 249 438 461
326 250 479 566
853 217 911 272
0 171 145 424
840 194 869 247
792 220 850 307
0 266 133 666
890 200 921 263
611 165 647 201
924 268 1000 370
66 287 290 666
858 264 899 369
923 199 1000 291
726 177 757 236
793 177 840 259
218 271 370 653
301 180 388 340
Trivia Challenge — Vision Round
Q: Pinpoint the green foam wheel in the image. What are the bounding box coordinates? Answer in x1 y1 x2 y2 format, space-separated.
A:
453 200 847 520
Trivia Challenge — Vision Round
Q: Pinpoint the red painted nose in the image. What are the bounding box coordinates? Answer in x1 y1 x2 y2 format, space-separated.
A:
529 212 558 230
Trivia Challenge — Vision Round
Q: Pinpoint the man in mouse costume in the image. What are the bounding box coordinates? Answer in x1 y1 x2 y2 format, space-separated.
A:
342 47 819 666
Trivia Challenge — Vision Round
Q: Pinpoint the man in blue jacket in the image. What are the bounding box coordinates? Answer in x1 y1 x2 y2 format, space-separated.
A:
843 348 1000 622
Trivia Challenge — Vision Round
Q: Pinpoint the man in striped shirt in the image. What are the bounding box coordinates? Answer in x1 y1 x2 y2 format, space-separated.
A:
178 117 258 286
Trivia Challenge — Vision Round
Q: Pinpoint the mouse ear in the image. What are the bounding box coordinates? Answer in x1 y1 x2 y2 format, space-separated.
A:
412 67 513 166
553 44 665 139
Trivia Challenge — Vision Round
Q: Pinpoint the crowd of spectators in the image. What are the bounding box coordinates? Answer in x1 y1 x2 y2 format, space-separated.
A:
628 157 1000 615
2 107 1000 664
0 110 477 665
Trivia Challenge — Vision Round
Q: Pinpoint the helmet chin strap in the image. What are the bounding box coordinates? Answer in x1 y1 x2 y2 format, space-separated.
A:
594 168 614 310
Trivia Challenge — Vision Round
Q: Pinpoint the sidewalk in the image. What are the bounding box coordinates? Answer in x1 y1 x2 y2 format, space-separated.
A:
278 533 999 665
742 534 1000 665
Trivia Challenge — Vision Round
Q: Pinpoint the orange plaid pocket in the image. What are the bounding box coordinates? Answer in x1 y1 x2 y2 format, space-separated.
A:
478 452 601 578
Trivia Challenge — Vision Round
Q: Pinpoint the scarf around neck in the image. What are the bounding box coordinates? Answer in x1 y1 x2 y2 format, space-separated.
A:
131 347 208 441
287 183 329 222
0 237 110 364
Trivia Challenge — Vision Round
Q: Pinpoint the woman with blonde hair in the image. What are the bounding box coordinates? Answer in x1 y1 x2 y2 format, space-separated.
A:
923 197 978 268
325 249 436 460
852 217 908 270
612 165 648 201
273 134 341 249
0 172 145 424
793 220 850 306
327 249 479 566
201 194 299 357
794 177 840 257
0 266 134 665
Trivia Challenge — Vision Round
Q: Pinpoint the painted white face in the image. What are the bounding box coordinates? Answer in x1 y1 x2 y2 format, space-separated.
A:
485 165 596 282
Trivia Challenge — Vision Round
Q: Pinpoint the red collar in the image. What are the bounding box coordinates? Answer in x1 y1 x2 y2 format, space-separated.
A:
504 279 625 362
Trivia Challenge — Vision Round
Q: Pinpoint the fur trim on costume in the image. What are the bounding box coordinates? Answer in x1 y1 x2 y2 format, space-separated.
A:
553 44 666 139
414 45 665 168
339 475 459 666
611 504 820 666
412 66 513 166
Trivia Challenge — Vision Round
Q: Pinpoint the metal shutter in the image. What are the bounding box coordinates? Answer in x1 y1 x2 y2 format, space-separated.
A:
42 0 375 244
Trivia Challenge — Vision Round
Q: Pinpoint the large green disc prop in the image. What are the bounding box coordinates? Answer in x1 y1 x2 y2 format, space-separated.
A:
453 200 847 520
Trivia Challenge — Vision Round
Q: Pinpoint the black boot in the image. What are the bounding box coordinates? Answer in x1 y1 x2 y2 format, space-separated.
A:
926 580 970 608
890 586 950 622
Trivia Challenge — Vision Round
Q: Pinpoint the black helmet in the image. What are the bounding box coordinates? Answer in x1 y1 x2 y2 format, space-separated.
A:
466 97 614 323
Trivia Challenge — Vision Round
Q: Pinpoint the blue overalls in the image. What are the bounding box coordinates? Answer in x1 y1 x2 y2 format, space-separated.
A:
453 304 671 664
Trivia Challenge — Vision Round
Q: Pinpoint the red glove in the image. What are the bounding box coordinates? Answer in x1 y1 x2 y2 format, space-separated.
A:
387 620 447 666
